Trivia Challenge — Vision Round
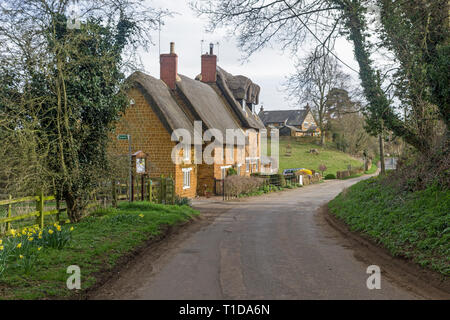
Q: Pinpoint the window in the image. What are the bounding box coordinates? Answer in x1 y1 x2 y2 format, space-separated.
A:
246 160 250 173
182 168 192 189
237 164 242 176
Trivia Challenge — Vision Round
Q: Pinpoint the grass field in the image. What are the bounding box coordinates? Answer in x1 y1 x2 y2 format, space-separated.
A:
329 177 450 276
0 202 198 300
276 138 364 175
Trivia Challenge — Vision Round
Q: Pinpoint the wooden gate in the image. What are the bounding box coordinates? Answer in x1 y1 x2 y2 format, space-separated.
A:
147 176 175 205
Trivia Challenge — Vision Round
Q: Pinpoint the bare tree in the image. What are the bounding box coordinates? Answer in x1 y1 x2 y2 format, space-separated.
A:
191 0 448 153
284 48 350 145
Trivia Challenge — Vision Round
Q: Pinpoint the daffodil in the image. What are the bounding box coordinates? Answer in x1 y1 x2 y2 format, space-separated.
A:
28 237 34 242
0 246 4 251
139 214 144 218
0 239 2 245
48 229 54 235
65 219 71 224
70 227 74 232
19 255 24 259
17 243 22 249
37 247 42 251
56 225 61 232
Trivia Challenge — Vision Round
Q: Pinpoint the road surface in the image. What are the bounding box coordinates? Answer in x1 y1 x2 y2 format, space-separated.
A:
92 176 446 300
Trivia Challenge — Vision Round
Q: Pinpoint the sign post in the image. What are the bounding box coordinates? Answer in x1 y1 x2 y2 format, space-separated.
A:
118 134 132 202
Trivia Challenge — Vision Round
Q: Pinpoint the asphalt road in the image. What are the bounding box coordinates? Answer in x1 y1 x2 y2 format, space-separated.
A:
92 176 440 300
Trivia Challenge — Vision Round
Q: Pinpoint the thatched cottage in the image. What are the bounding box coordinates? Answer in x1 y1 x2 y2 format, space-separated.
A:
112 43 265 198
258 107 321 137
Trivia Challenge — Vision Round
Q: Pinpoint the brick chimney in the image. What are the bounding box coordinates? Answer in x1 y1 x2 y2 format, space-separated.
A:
160 42 178 90
201 43 217 83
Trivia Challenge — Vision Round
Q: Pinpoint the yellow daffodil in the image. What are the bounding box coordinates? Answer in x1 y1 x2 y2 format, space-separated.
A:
70 227 74 232
19 255 24 259
139 214 144 218
17 243 22 249
0 246 4 251
48 229 54 235
28 237 34 242
0 239 2 245
56 225 61 232
65 219 70 224
37 247 42 251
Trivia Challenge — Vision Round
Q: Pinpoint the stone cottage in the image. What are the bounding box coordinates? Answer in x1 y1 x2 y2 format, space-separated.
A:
111 43 265 198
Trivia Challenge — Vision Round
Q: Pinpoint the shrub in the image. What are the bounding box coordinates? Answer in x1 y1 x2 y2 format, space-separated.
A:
224 175 265 198
175 196 192 207
227 167 238 176
318 164 327 175
325 174 336 180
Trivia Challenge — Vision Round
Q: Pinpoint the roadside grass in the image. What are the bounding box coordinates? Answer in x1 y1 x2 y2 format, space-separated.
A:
0 202 198 300
277 139 363 175
329 177 450 276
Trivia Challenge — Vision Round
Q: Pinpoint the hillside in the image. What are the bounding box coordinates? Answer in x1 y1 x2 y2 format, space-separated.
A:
276 138 364 175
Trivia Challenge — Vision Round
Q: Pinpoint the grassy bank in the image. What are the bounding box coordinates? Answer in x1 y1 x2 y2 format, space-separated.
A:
0 202 198 300
329 177 450 276
278 139 363 175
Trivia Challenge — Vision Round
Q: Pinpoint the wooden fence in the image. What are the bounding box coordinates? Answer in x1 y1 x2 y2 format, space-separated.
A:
110 176 176 205
0 191 67 233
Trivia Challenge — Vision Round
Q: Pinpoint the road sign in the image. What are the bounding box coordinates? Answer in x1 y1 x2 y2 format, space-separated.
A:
118 134 129 141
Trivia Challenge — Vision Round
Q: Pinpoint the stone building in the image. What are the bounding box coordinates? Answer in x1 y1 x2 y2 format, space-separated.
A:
111 43 265 198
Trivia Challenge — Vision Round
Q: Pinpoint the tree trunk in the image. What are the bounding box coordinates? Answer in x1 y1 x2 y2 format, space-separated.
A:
320 131 326 146
63 190 84 223
379 133 386 176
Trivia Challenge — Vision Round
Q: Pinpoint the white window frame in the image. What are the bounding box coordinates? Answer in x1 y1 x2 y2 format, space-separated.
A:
182 168 192 189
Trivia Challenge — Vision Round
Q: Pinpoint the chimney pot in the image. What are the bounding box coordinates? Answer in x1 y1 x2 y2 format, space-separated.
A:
170 42 175 54
209 43 214 55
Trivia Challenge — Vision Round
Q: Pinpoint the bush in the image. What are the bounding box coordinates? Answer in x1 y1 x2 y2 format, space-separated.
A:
174 196 192 207
325 174 337 180
227 167 238 176
224 176 265 198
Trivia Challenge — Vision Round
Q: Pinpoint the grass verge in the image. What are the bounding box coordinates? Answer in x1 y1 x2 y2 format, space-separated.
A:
277 139 363 175
0 202 198 300
329 177 449 276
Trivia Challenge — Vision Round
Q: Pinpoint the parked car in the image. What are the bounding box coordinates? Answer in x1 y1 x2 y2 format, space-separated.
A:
282 168 305 176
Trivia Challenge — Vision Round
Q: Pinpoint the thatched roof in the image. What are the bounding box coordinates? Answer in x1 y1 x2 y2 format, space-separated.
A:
216 67 260 104
215 67 265 129
258 109 309 126
127 72 193 137
176 74 242 135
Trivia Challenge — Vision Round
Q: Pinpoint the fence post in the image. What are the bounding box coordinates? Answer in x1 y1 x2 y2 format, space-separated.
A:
6 194 12 231
56 197 60 223
171 179 175 205
112 179 117 208
38 190 44 229
160 175 165 204
148 180 153 203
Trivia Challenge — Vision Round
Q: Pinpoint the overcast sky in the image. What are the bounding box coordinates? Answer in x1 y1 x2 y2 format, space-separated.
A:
137 0 361 112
